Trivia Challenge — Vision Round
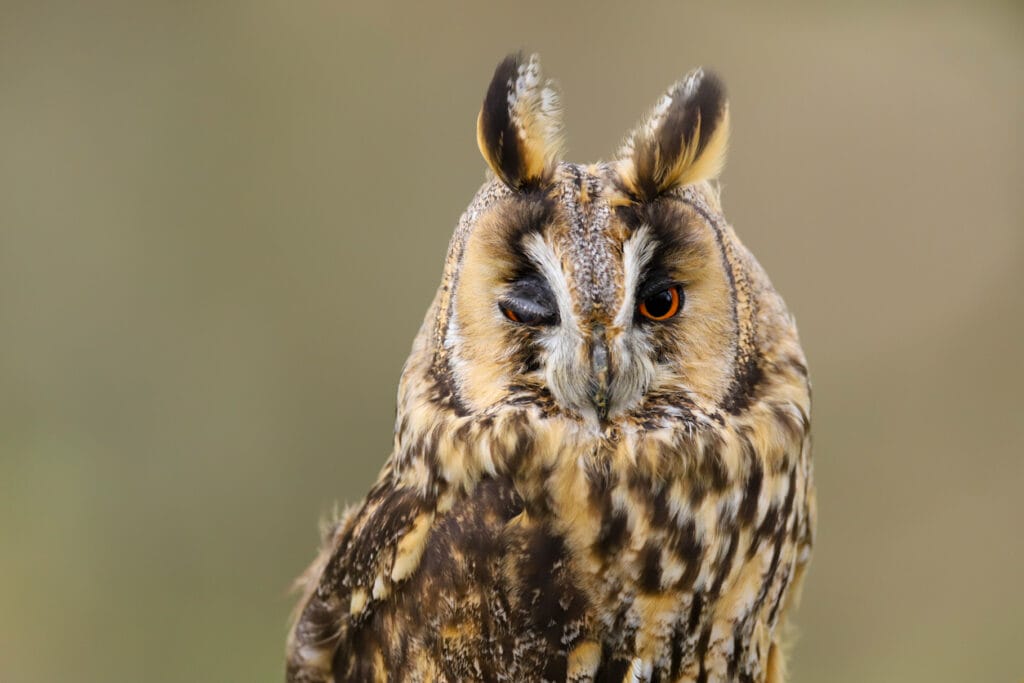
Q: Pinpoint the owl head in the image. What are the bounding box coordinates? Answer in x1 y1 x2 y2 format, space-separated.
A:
398 54 803 447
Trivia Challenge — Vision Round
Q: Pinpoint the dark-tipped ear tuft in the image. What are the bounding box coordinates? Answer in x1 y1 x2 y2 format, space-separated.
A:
616 68 729 200
477 53 564 190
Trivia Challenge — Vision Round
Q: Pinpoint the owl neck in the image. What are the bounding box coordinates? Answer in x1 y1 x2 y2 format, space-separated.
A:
389 338 809 544
390 385 721 514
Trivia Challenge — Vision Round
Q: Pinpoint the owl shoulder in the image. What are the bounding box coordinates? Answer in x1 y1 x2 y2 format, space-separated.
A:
286 468 530 680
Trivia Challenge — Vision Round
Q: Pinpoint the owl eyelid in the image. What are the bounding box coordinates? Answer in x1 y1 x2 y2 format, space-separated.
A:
499 297 558 325
499 287 559 326
637 276 685 302
499 273 559 326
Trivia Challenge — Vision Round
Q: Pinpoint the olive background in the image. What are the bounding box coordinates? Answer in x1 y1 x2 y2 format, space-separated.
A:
1 2 1021 681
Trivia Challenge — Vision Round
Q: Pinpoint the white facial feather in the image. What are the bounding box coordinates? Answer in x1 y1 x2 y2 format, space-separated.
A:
615 225 657 330
522 233 596 420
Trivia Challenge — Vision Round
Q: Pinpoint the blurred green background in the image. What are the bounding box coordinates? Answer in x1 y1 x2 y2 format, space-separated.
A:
1 1 1021 681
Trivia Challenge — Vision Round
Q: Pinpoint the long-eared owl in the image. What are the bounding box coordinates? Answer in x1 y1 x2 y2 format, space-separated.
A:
287 54 815 683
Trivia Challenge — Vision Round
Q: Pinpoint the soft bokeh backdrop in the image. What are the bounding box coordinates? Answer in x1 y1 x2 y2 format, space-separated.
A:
1 1 1021 681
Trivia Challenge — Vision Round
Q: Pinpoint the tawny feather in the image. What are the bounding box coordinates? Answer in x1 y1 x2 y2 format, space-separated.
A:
476 53 565 189
617 68 730 200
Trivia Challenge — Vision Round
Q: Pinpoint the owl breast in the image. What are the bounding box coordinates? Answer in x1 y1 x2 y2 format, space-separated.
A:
315 401 812 682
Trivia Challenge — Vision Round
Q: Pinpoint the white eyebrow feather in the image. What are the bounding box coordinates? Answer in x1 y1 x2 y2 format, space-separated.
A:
615 225 657 329
522 232 576 328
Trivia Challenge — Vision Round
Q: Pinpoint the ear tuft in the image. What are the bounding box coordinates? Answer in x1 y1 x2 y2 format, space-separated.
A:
616 68 729 200
476 53 564 190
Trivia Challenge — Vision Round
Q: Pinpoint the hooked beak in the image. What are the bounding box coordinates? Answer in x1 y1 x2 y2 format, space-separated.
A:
590 325 610 421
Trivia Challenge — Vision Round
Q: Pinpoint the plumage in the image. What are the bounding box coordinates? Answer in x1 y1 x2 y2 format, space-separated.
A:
287 54 815 683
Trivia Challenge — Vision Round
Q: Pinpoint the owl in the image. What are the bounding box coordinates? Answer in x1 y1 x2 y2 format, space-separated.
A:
286 54 815 683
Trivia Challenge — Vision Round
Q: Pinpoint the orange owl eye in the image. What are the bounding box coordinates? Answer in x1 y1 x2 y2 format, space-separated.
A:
638 285 682 321
501 306 520 323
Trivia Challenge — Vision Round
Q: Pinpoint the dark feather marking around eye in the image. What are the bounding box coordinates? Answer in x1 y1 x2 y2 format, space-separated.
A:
488 193 559 327
616 200 705 278
500 192 556 264
636 268 673 299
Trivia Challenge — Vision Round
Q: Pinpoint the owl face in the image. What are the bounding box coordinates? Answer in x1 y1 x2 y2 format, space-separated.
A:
448 169 739 425
438 55 743 427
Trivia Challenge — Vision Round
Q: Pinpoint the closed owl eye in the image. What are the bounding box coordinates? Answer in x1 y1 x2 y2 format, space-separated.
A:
500 274 559 326
637 281 684 321
500 299 554 325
